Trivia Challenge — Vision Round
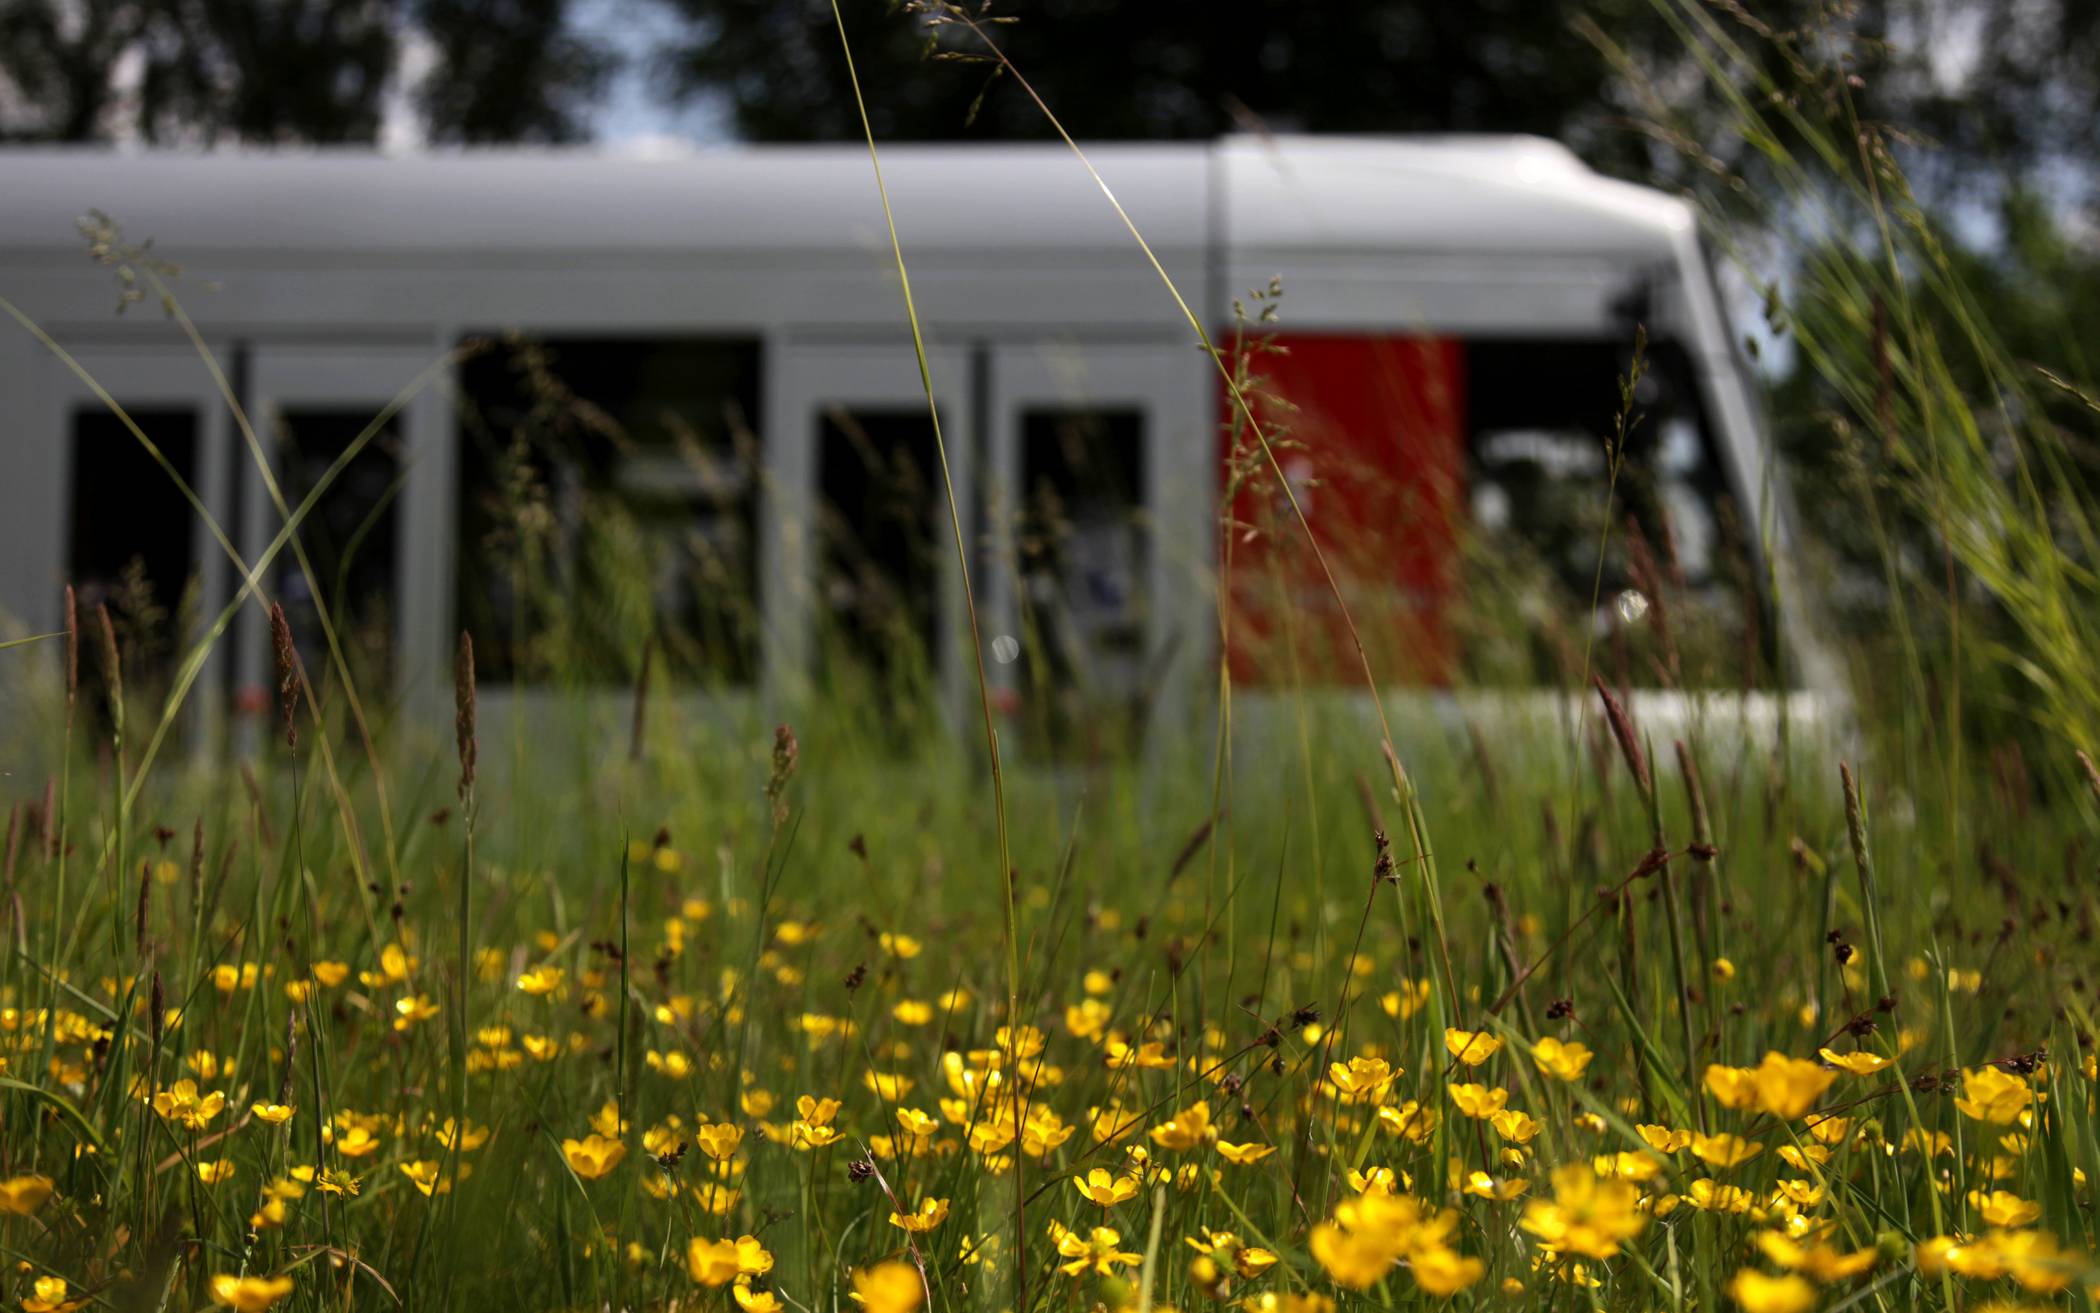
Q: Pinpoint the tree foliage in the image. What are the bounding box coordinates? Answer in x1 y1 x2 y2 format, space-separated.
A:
0 0 612 143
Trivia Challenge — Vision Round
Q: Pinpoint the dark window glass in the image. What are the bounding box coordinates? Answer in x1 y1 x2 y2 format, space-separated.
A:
274 409 403 693
1012 407 1148 756
1457 337 1775 688
453 336 762 685
816 408 940 687
67 407 200 697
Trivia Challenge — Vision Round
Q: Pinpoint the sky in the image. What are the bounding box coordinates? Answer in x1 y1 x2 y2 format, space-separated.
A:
575 0 734 148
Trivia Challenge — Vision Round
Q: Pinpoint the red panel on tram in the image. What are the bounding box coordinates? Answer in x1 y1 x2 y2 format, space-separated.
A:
1219 333 1465 686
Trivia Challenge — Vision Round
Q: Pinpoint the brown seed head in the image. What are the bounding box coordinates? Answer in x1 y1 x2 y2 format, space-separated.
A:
268 602 299 751
766 723 799 824
454 630 478 800
134 859 151 954
94 603 122 717
1590 674 1649 795
63 584 78 708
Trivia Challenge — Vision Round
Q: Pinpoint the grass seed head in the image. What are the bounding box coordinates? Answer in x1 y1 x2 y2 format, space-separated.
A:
268 602 299 752
454 630 477 799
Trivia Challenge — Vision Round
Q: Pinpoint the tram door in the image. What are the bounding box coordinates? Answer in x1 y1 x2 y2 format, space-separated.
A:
767 341 973 712
985 341 1198 756
238 346 445 710
26 343 237 739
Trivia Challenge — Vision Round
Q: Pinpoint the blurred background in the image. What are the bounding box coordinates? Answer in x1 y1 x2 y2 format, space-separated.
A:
4 0 2100 775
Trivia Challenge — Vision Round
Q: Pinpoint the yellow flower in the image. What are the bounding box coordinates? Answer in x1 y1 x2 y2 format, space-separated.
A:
1235 1246 1279 1279
1054 1223 1143 1276
562 1134 627 1180
1381 979 1433 1019
1725 1269 1816 1313
849 1261 924 1313
734 1283 782 1313
1448 1083 1508 1119
436 1118 490 1152
1592 1151 1663 1182
1411 1245 1485 1295
1370 1100 1434 1147
1310 1189 1436 1289
195 1160 236 1185
1969 1189 2042 1228
1444 1029 1502 1066
1637 1124 1693 1153
1756 1231 1879 1281
314 1167 360 1196
878 932 921 958
21 1276 84 1313
1519 1164 1647 1259
863 1069 913 1100
1531 1037 1594 1082
1690 1132 1763 1169
392 994 440 1031
1818 1046 1892 1076
688 1239 743 1287
646 1050 695 1079
250 1102 295 1126
1704 1064 1759 1109
399 1160 452 1197
888 1196 949 1233
795 1094 840 1127
1064 999 1111 1039
1491 1108 1542 1145
1463 1170 1530 1201
1711 957 1737 981
1148 1101 1213 1151
208 1275 295 1312
1105 1038 1175 1069
516 966 565 996
733 1237 774 1277
1328 1056 1398 1100
1686 1179 1756 1213
1955 1067 2034 1125
0 1176 54 1215
1073 1168 1140 1206
1749 1052 1836 1119
1216 1140 1275 1165
152 1079 227 1130
332 1125 380 1158
697 1122 744 1161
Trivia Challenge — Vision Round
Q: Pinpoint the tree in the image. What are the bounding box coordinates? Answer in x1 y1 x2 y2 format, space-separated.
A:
136 0 397 143
0 0 613 143
417 0 615 143
650 0 2100 206
0 0 148 140
654 0 1675 160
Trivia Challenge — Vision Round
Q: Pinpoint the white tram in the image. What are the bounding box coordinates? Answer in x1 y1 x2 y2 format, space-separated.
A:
0 136 1836 746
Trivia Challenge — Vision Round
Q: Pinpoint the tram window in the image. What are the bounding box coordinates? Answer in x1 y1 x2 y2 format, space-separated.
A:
274 409 403 692
816 408 940 687
1457 338 1775 688
66 407 200 695
453 336 762 685
1013 407 1147 755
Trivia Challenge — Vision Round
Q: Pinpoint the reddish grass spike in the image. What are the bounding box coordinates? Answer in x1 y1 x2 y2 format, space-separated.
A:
454 630 477 801
62 584 78 709
94 602 121 715
269 602 300 752
1590 673 1651 795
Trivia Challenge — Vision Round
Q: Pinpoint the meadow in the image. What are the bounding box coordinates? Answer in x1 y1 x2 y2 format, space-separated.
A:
4 4 2100 1313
